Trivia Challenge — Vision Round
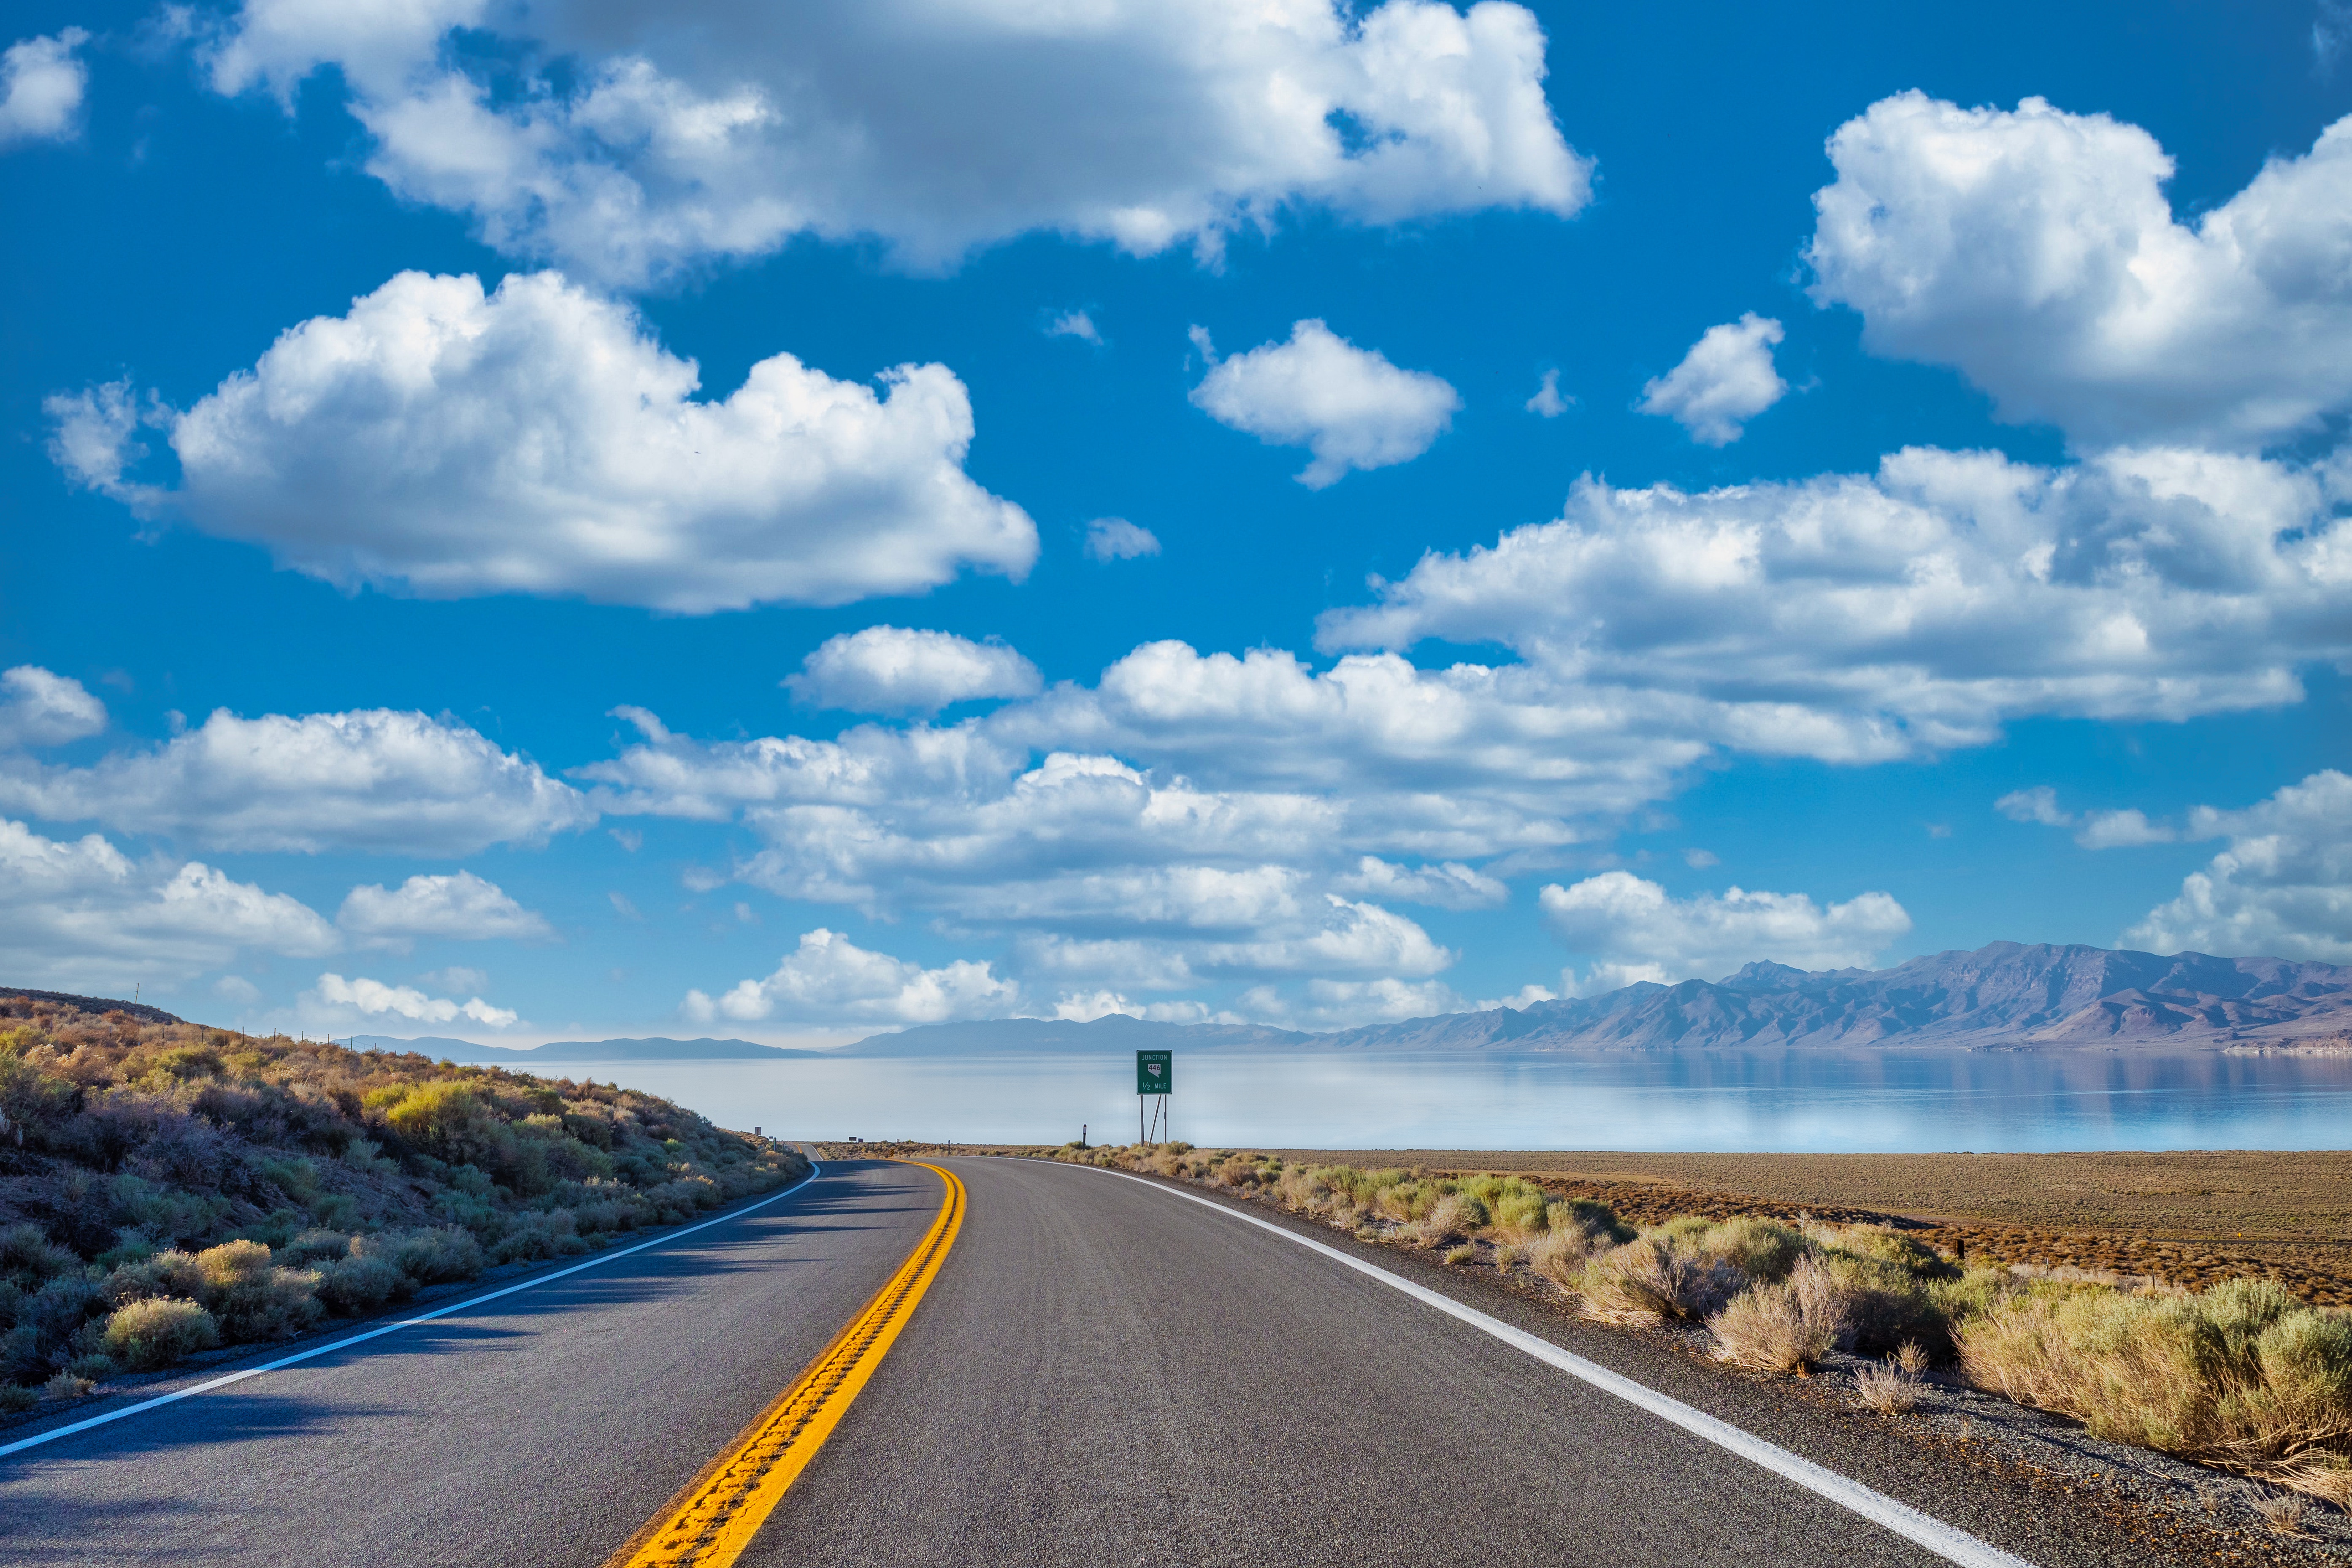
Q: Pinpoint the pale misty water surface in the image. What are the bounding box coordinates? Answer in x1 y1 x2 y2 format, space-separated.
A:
518 1050 2352 1151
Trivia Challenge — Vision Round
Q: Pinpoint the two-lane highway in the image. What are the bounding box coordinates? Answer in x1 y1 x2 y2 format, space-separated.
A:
4 1156 2079 1568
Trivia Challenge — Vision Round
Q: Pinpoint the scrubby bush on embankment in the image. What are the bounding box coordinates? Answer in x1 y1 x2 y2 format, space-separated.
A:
1013 1142 2352 1507
0 996 805 1409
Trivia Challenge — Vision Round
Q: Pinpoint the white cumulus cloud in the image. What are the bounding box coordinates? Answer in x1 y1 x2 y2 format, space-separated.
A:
312 972 519 1028
1318 444 2352 756
1190 320 1460 487
0 666 106 750
338 871 556 949
52 271 1037 612
1045 310 1102 344
1539 871 1912 994
2125 771 2352 961
684 928 1018 1024
0 818 338 991
784 626 1041 716
0 707 593 855
0 29 88 147
1637 314 1787 445
1809 92 2352 451
200 0 1589 284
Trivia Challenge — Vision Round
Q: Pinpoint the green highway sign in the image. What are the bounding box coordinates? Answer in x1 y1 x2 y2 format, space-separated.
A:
1135 1050 1172 1095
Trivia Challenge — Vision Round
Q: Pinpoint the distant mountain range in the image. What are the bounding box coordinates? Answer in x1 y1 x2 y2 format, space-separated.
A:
338 942 2352 1062
847 942 2352 1056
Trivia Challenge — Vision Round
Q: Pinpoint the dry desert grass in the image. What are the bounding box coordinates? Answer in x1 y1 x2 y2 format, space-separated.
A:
1241 1148 2352 1305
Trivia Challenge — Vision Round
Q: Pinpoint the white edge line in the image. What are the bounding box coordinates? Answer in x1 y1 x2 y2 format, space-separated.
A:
0 1159 828 1462
1076 1162 2035 1568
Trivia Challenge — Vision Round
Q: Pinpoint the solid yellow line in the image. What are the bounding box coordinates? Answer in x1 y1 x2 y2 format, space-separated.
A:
607 1162 966 1568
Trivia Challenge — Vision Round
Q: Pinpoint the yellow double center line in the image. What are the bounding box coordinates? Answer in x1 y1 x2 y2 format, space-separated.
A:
608 1161 966 1568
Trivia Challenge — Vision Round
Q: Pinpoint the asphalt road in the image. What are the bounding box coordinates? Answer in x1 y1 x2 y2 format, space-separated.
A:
0 1160 938 1567
1 1156 2154 1567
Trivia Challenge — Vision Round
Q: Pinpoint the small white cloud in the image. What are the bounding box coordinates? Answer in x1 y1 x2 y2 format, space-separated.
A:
609 828 643 852
1540 870 1910 992
687 928 1018 1024
0 29 89 148
1638 314 1787 445
1995 786 2071 828
785 626 1041 715
1045 309 1102 344
1331 856 1505 910
1525 368 1571 418
2127 770 2352 960
44 381 165 515
609 891 642 920
1997 787 2175 848
420 966 490 994
55 271 1037 612
1683 848 1719 869
1083 517 1161 563
338 871 555 948
1190 319 1460 488
313 971 518 1027
2074 809 2174 849
0 666 106 750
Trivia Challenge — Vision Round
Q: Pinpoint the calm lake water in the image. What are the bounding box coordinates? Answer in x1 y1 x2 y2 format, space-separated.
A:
518 1049 2352 1152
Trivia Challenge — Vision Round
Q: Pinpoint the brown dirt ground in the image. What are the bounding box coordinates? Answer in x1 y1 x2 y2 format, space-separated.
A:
1226 1148 2352 1305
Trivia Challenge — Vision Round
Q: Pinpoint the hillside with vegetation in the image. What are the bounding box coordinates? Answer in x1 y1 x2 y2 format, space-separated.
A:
0 993 805 1412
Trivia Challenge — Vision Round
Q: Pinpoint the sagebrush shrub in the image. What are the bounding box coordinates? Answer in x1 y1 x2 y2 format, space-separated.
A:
316 1253 409 1315
1959 1275 2352 1499
370 1226 484 1285
1582 1237 1747 1325
104 1297 220 1370
1699 1217 1808 1284
1711 1256 1848 1372
193 1242 322 1341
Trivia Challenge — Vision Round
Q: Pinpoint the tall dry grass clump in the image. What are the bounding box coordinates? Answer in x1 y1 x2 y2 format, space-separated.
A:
1580 1235 1747 1325
1959 1276 2352 1502
1711 1256 1849 1372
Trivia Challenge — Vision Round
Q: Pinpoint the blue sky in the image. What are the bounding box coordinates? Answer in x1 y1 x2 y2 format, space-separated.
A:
4 0 2350 1044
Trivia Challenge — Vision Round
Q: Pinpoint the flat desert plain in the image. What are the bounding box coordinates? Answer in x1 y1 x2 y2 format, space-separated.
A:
1237 1149 2352 1305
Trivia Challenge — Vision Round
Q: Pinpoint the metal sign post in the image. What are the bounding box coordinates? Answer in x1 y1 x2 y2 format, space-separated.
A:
1135 1050 1172 1145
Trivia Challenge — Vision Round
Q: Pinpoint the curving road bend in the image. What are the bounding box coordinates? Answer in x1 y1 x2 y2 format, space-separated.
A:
4 1156 2167 1567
